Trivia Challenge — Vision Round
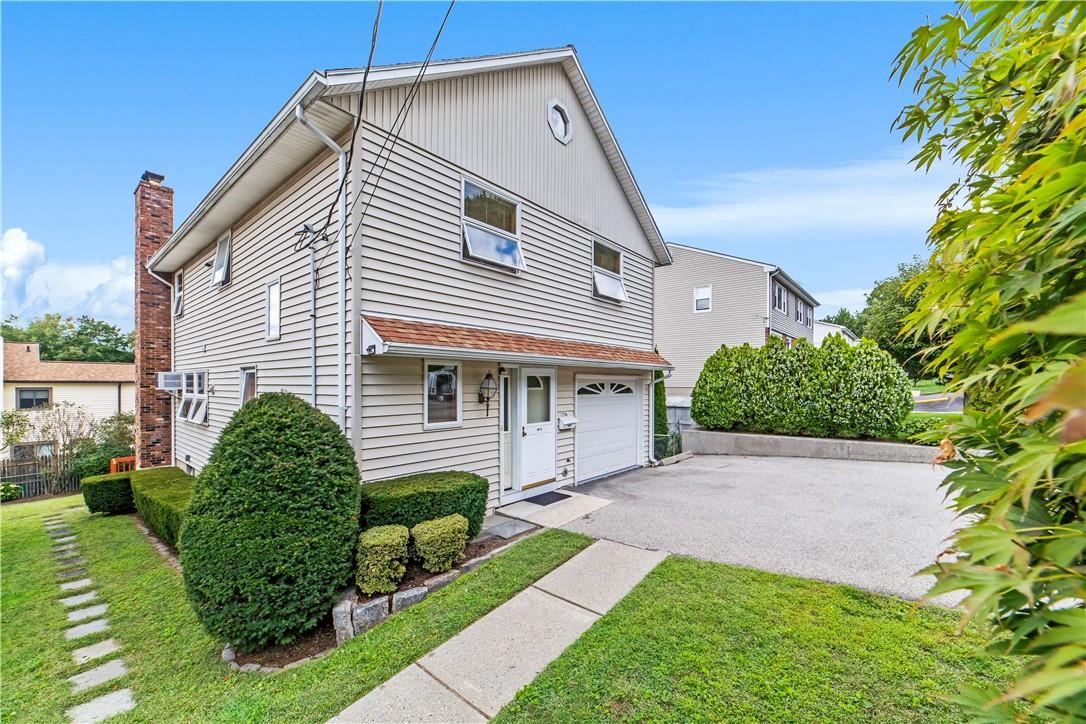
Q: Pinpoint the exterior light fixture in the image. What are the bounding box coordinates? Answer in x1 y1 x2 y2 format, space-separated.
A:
479 370 498 413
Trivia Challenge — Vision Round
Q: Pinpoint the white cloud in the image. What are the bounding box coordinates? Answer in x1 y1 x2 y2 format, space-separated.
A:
813 287 871 315
1 228 133 329
652 153 958 241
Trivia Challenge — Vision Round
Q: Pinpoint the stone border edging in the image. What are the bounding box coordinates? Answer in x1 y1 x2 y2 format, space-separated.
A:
682 429 936 464
222 529 542 674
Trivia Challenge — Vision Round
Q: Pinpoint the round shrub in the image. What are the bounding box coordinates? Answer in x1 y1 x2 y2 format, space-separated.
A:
356 524 409 596
179 392 361 652
846 340 914 439
1 482 21 502
411 513 468 573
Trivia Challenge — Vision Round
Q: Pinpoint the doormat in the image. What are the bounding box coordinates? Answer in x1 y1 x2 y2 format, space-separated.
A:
531 491 571 506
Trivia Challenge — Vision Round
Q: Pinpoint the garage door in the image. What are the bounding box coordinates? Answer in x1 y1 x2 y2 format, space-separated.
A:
575 379 641 482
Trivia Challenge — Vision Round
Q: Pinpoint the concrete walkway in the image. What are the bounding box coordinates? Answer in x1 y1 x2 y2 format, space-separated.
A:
333 539 665 722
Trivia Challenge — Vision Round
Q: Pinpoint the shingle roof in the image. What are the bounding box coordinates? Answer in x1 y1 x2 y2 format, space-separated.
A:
365 317 671 368
3 342 134 383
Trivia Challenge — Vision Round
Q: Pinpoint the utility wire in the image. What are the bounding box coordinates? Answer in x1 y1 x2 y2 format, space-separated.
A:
341 0 456 257
294 0 383 254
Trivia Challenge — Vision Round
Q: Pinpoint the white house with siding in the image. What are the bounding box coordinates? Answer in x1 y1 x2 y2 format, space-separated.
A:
1 341 135 459
814 321 860 347
655 243 819 396
138 47 673 510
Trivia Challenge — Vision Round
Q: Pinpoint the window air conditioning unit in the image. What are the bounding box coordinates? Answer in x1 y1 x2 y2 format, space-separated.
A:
157 371 183 392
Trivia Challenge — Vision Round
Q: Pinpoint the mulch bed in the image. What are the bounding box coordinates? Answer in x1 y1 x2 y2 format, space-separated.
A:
233 613 338 669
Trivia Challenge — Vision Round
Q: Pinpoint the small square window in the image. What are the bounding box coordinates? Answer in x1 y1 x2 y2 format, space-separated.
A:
424 361 461 429
16 388 51 410
211 232 232 287
592 241 627 303
694 286 712 312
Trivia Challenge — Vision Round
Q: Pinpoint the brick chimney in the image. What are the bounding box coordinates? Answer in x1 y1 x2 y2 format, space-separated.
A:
134 171 174 468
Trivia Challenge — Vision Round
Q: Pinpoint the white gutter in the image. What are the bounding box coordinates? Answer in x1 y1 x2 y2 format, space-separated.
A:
295 104 348 430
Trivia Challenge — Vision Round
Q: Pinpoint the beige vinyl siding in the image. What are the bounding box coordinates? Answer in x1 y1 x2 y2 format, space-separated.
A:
769 280 814 342
173 145 353 472
360 358 650 509
654 246 769 394
353 123 654 350
2 382 134 454
352 63 655 261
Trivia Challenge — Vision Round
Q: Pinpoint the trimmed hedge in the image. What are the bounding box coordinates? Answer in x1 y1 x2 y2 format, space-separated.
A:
82 471 136 514
691 335 913 439
356 525 409 595
897 413 960 446
179 392 361 652
1 483 21 502
131 468 195 547
82 467 195 545
411 514 468 573
360 471 488 538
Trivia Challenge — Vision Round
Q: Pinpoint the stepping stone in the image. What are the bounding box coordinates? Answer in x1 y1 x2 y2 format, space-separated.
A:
53 535 78 545
68 604 108 622
56 558 87 568
65 618 108 640
58 567 88 580
72 638 121 665
68 658 128 693
55 549 81 560
45 522 66 530
488 519 535 539
60 590 99 607
65 688 134 723
60 578 93 591
54 542 79 553
49 528 75 538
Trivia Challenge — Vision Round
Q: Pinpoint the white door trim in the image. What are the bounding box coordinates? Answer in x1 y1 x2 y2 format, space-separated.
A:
517 367 557 489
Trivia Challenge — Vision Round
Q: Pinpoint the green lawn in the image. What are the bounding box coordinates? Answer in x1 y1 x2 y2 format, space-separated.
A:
1 495 591 723
497 556 1023 723
912 378 947 394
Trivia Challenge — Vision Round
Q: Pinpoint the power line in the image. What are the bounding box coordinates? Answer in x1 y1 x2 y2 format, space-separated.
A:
342 0 456 257
294 0 383 254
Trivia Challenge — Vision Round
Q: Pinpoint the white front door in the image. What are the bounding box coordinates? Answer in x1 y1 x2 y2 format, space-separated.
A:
518 368 556 488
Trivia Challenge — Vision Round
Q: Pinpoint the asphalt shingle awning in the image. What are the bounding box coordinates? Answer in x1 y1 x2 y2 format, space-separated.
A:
363 316 671 370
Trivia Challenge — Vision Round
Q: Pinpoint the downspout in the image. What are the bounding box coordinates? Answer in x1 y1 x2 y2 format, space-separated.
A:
647 369 672 465
766 268 778 340
145 265 176 465
295 104 348 430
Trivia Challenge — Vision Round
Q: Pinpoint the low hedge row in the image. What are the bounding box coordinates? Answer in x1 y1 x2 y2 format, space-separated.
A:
412 514 468 573
360 471 488 538
82 467 195 546
691 335 913 440
356 525 409 596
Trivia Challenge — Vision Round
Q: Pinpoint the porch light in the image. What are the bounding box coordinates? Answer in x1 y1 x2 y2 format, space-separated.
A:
479 370 499 413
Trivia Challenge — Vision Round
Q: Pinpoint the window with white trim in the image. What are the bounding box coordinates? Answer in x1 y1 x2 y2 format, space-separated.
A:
240 367 257 406
795 299 805 323
547 100 572 144
591 241 628 303
773 282 787 313
211 232 232 287
694 285 712 312
424 361 461 429
804 302 813 328
173 269 184 317
177 371 208 424
265 279 281 340
461 180 525 271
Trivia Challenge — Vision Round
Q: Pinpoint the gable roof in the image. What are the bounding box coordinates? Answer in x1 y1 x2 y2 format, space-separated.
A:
815 321 859 340
3 342 134 383
667 242 820 307
151 46 670 272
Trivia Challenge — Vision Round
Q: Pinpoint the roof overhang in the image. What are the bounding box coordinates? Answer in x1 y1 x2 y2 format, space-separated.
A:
769 268 819 307
151 46 671 273
362 317 672 371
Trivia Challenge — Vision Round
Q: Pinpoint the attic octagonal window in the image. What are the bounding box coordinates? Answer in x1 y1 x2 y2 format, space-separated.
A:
547 100 572 145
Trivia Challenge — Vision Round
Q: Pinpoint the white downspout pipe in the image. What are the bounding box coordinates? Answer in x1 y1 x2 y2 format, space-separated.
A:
647 368 672 465
295 104 348 430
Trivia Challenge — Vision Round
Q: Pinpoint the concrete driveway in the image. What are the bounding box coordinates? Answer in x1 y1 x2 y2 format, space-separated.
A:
565 455 960 604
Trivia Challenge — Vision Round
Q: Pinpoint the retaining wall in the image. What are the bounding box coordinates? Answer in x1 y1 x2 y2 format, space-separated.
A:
682 429 935 464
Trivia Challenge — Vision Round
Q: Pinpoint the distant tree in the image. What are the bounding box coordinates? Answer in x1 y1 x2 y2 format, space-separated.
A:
861 258 930 377
1 314 134 362
818 307 866 338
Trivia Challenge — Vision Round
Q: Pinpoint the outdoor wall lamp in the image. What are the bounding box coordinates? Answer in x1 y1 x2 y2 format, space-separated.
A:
479 370 498 413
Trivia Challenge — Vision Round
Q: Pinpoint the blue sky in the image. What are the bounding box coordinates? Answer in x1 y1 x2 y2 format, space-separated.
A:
1 1 954 329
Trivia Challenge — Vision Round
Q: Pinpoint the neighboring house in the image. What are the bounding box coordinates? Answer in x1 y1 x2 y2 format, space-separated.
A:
655 243 819 396
1 341 135 460
135 47 673 511
814 321 860 347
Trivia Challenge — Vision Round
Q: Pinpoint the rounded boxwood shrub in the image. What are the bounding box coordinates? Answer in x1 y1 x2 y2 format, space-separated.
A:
1 482 21 502
179 392 361 652
356 524 409 596
411 513 468 573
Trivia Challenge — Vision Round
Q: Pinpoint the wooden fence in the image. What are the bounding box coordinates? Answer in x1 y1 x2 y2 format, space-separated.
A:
0 459 81 499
